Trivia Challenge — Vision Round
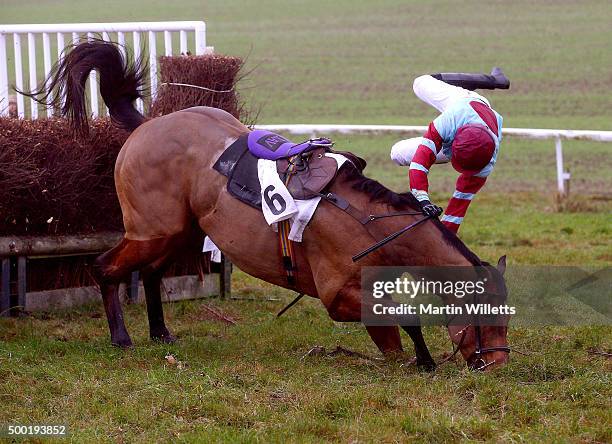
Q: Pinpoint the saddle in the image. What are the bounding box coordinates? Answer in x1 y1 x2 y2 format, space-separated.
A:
213 131 366 209
276 147 337 199
247 130 328 160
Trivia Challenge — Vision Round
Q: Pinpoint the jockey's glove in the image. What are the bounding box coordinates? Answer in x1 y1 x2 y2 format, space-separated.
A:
421 200 443 218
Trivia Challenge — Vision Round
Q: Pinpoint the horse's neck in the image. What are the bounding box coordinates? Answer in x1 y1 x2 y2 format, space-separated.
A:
361 201 475 267
397 231 475 267
330 172 477 268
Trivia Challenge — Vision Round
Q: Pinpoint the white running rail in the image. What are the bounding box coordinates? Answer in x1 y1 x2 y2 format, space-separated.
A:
0 21 211 118
256 124 612 195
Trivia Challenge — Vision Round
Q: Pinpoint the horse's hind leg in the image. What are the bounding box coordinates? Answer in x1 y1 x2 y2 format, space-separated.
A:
139 234 192 343
142 268 175 343
94 239 139 347
94 236 181 347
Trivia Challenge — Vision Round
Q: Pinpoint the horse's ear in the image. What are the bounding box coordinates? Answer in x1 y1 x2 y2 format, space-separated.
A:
497 255 507 276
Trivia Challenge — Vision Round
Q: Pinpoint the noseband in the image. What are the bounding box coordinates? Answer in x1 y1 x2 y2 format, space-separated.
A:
447 323 511 371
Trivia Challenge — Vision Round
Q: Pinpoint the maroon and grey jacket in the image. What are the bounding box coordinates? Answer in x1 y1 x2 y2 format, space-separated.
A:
409 97 503 233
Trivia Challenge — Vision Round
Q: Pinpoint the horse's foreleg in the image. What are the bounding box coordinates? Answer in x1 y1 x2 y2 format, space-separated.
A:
402 326 436 371
324 286 404 355
364 326 403 355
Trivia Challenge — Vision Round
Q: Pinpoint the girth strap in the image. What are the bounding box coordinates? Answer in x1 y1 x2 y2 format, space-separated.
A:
278 219 297 286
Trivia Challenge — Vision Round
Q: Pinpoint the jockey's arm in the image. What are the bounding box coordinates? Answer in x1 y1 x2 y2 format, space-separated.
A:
440 173 487 233
408 121 444 204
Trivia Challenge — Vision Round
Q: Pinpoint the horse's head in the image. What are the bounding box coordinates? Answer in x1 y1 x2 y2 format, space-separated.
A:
446 255 511 370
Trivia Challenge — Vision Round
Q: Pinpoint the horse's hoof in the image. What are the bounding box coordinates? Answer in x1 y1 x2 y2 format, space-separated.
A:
111 336 133 348
151 333 177 344
417 360 437 372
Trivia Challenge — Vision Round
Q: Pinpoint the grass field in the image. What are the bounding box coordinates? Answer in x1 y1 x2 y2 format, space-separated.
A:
0 1 611 442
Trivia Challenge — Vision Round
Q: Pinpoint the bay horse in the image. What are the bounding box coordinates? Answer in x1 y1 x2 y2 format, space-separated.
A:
26 41 510 370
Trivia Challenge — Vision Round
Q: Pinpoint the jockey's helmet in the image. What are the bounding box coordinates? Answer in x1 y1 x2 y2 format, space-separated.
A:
451 124 495 174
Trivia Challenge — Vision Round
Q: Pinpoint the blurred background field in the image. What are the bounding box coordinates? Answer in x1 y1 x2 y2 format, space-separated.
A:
0 1 610 442
2 0 612 129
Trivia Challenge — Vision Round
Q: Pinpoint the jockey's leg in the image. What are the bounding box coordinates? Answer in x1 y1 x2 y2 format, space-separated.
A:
413 74 490 113
432 67 510 91
390 137 449 166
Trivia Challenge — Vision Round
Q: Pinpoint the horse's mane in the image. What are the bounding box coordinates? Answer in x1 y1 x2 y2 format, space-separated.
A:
338 163 482 266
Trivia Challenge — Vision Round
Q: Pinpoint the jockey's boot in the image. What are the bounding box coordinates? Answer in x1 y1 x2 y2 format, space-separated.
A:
431 67 510 90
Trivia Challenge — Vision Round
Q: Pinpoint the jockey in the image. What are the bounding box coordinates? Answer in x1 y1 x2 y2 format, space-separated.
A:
390 68 510 233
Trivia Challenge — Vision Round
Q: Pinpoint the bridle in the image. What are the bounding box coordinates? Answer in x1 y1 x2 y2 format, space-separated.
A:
444 290 511 370
469 323 511 371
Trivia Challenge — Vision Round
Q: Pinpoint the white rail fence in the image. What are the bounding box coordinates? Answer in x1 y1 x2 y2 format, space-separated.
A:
0 21 211 118
256 124 612 195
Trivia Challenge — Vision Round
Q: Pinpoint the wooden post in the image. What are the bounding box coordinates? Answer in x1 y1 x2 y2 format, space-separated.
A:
0 258 10 316
128 271 139 303
220 254 232 299
16 256 26 313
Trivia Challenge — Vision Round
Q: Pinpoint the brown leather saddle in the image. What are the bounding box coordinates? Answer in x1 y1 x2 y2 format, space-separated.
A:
276 147 338 200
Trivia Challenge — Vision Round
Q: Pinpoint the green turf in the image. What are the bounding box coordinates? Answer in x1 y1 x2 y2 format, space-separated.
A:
0 1 611 442
1 293 610 443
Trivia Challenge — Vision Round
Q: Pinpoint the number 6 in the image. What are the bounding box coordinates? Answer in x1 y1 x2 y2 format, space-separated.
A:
264 185 287 215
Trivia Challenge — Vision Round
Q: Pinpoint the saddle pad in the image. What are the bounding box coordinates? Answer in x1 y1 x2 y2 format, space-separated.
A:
213 134 263 209
248 130 315 160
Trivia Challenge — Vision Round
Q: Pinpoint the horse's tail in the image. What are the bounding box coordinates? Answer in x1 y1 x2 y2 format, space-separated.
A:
22 38 147 134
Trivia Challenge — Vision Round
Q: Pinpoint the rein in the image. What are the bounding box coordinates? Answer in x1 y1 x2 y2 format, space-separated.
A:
351 215 432 262
315 191 431 261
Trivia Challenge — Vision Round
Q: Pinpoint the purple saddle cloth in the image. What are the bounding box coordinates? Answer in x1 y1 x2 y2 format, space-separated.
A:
247 130 326 160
